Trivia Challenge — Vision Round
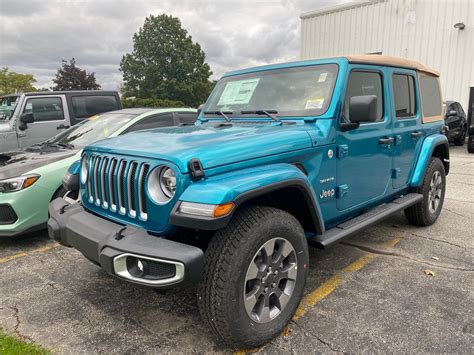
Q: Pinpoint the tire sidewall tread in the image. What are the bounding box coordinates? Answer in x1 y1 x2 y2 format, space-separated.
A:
197 206 308 348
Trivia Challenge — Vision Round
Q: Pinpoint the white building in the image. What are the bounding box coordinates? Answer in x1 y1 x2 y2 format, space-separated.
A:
300 0 474 122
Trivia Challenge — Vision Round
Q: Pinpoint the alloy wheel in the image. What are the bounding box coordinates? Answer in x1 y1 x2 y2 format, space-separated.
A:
243 237 297 323
428 170 443 214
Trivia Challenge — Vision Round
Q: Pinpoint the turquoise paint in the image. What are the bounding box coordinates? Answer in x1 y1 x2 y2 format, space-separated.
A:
410 134 448 187
80 58 446 236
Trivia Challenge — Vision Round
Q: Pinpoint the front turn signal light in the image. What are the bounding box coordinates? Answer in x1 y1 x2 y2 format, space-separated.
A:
179 201 235 218
212 202 234 217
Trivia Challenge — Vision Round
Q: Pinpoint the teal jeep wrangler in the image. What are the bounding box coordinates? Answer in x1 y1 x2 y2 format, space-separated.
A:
49 55 449 347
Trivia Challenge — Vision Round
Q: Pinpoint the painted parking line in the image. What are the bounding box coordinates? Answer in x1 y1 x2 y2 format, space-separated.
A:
0 243 60 264
294 237 400 321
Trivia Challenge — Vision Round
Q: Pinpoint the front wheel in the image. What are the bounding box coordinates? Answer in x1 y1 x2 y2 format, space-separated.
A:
404 157 446 226
198 206 308 348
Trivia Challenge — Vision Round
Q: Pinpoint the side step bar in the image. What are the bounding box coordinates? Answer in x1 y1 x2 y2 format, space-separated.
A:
308 193 423 249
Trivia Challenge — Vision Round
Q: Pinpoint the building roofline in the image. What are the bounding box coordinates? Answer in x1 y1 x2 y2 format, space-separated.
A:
300 0 385 19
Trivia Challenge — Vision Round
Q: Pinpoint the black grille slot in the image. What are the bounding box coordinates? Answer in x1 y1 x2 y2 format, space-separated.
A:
139 164 150 215
128 161 138 213
0 204 18 225
117 160 126 212
108 159 117 209
101 158 109 206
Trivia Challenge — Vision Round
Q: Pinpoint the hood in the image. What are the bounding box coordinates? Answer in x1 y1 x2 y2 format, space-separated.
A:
0 147 78 180
87 123 316 173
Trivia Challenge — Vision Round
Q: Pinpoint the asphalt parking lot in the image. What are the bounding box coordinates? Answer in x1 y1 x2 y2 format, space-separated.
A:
1 146 472 353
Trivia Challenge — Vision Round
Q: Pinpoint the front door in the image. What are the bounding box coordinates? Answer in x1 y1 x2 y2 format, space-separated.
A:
336 67 393 211
390 70 424 189
17 95 71 148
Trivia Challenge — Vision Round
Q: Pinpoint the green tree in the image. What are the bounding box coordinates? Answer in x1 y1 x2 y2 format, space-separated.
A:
0 67 37 95
52 58 101 91
120 14 213 107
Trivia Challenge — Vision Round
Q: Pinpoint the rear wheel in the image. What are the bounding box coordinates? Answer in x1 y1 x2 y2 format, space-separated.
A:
404 157 446 226
467 136 474 153
198 206 308 348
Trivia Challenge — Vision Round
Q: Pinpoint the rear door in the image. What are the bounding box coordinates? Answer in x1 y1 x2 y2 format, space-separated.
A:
390 70 424 189
17 95 71 148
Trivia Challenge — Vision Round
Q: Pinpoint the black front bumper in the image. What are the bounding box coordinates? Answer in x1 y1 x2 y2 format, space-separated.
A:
48 198 204 288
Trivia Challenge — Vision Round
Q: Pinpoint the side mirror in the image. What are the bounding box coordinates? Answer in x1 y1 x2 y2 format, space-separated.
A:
197 104 204 116
19 112 34 130
349 95 378 123
447 110 457 117
20 112 35 124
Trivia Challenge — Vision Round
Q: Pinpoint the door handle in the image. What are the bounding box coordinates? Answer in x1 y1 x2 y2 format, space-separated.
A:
378 137 395 145
411 131 423 138
56 124 70 130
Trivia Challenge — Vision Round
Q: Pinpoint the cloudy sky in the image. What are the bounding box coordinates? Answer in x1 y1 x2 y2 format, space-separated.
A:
0 0 348 90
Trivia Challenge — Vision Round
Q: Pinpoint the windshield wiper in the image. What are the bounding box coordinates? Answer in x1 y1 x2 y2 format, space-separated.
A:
241 110 280 122
41 142 75 150
204 110 233 122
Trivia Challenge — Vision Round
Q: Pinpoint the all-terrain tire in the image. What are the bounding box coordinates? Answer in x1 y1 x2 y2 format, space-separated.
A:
197 206 308 348
467 137 474 153
404 157 446 226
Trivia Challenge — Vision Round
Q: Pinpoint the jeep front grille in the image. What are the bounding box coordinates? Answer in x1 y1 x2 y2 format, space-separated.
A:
86 154 150 220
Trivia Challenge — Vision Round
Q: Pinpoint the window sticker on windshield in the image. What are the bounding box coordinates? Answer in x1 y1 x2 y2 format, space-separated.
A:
318 72 328 83
305 98 324 110
217 78 260 106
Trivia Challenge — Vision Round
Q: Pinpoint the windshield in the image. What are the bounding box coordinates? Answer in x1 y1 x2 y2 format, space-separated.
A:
46 112 137 147
205 64 338 118
0 96 19 121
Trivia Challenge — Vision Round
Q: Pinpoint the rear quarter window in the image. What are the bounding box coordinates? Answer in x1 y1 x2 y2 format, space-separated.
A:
71 95 119 119
419 74 442 122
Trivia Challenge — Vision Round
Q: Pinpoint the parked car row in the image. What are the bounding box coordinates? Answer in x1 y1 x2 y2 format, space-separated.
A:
0 107 197 237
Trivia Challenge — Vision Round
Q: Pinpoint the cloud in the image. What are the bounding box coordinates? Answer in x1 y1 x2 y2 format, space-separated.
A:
0 0 346 91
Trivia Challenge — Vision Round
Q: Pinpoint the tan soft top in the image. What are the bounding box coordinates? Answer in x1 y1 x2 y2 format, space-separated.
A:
342 55 439 76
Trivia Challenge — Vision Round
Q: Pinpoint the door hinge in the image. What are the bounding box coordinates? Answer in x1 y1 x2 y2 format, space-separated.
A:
337 145 349 159
337 184 349 198
391 168 401 179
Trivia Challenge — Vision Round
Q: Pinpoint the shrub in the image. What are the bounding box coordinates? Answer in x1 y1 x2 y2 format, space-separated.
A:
121 97 186 109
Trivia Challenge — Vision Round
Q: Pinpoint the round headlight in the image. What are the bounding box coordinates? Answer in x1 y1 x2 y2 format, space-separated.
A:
160 168 176 198
147 166 177 205
80 157 88 184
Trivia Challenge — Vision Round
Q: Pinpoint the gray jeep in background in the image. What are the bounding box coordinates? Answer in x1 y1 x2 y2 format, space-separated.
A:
0 91 121 153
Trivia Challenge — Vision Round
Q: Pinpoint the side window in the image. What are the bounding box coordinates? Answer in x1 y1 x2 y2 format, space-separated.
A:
23 97 64 122
126 113 175 133
177 112 197 125
419 74 442 119
343 71 384 122
71 95 119 119
392 74 416 118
